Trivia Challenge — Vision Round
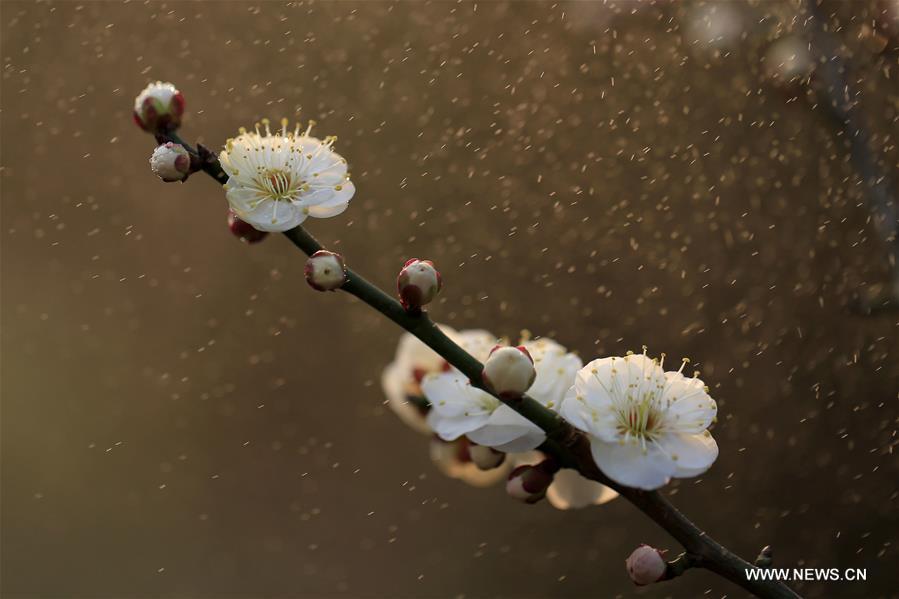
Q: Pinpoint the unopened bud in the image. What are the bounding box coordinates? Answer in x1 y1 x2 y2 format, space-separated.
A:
397 259 441 311
625 545 667 586
505 461 556 504
133 81 185 133
468 445 506 471
305 250 347 292
149 142 191 182
482 345 535 398
227 210 268 244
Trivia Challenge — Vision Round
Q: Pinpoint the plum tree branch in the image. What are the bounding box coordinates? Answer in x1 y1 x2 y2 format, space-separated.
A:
150 128 799 599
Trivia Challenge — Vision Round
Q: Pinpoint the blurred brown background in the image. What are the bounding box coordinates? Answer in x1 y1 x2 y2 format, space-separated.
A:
2 1 898 598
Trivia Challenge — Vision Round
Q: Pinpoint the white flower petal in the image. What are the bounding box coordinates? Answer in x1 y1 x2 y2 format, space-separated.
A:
525 341 582 408
380 362 431 435
421 372 497 419
306 200 349 219
235 199 306 232
427 412 489 441
466 405 546 452
589 438 676 491
661 373 717 434
558 385 620 443
546 468 618 510
657 432 719 478
225 186 264 212
429 439 511 487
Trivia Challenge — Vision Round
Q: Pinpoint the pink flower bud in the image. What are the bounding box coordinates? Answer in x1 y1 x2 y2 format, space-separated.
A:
468 444 506 471
133 81 185 133
482 345 536 398
227 210 268 244
397 259 441 311
505 462 555 504
149 142 191 182
625 545 668 586
304 250 347 292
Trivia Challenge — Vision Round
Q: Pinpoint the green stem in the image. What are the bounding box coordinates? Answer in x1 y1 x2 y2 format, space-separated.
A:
151 128 800 599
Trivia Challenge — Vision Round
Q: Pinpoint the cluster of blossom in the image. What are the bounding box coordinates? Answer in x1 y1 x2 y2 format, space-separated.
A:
138 79 719 497
381 325 719 499
138 81 721 586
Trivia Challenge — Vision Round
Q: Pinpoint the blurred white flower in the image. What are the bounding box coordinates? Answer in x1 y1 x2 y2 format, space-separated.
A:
468 444 506 470
512 451 617 510
547 468 618 509
455 329 497 363
560 352 718 490
764 35 814 84
219 119 354 232
429 437 511 487
684 2 744 50
381 327 455 435
381 327 498 435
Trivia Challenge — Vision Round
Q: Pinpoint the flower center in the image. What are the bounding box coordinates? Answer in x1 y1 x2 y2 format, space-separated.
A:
258 168 297 201
617 396 663 440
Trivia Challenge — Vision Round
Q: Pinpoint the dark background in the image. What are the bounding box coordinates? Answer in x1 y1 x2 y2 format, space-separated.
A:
2 1 897 598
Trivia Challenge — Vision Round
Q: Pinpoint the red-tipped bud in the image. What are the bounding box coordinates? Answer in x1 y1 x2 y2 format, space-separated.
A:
149 142 191 182
468 444 506 471
228 210 268 244
625 545 668 586
397 258 441 311
505 461 556 504
482 345 535 398
133 81 185 133
304 250 347 292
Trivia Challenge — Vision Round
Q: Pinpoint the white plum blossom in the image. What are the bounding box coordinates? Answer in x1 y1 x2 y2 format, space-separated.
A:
422 335 581 453
429 438 511 487
559 352 719 491
219 119 355 232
